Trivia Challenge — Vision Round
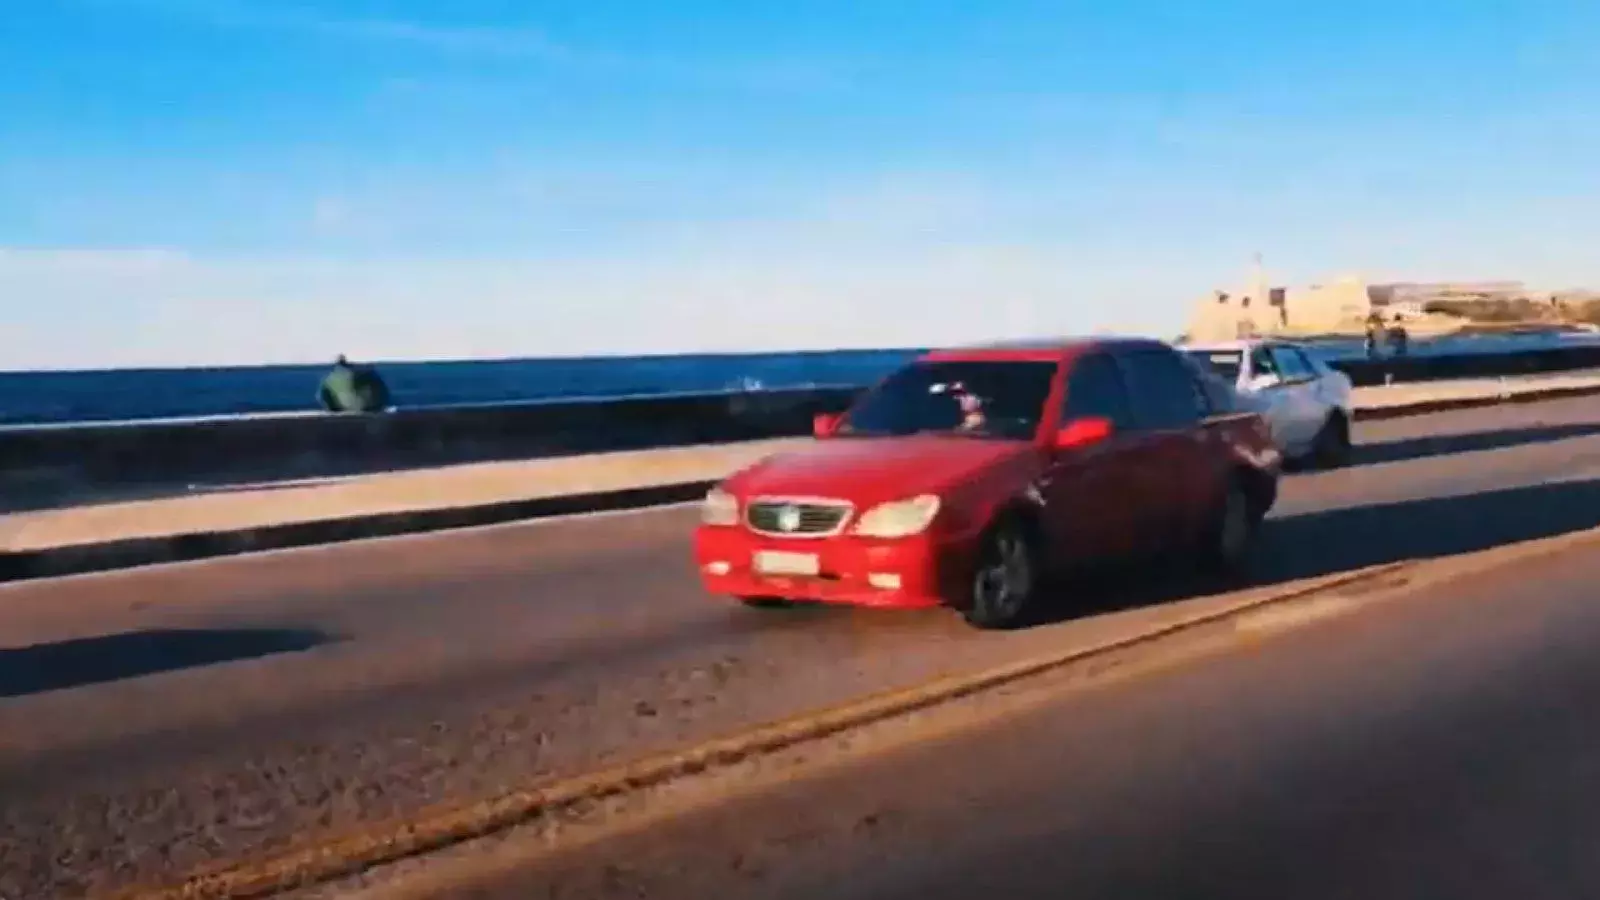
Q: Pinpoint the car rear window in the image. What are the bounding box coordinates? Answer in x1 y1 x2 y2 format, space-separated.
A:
1121 348 1208 430
1061 353 1138 430
1177 353 1238 414
1185 349 1243 382
840 360 1058 440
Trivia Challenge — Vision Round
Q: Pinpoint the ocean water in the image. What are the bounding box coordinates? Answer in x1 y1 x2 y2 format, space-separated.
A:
2 331 1595 427
0 349 924 427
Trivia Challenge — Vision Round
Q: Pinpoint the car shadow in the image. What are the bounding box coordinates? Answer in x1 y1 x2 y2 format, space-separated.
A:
1346 422 1600 468
0 627 335 698
1054 478 1600 625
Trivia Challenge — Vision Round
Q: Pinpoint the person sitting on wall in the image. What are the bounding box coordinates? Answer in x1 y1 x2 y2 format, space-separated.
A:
318 354 392 414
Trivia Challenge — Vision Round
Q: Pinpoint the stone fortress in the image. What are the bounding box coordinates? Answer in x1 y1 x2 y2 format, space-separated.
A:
1184 261 1600 343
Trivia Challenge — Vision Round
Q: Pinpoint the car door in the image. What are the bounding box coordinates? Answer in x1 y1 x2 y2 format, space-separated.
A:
1038 352 1148 566
1308 351 1353 415
1244 345 1294 450
1267 344 1323 452
1115 347 1216 551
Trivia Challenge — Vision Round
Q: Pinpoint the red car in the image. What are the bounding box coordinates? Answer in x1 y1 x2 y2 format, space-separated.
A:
694 338 1283 629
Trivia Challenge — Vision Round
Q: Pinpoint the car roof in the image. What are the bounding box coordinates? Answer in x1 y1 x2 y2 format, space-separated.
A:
919 335 1174 364
1182 338 1309 353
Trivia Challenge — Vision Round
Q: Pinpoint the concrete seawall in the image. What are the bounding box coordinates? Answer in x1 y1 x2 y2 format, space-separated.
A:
7 342 1600 514
1331 343 1600 386
0 387 858 513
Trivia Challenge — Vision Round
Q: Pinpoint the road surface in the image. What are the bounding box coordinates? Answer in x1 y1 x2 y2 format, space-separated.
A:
3 397 1600 896
441 526 1600 900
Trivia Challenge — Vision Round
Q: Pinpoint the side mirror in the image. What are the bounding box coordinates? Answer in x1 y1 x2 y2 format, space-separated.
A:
1053 416 1113 450
813 412 842 438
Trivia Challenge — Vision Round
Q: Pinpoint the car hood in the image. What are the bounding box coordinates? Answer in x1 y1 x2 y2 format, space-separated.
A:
723 435 1035 505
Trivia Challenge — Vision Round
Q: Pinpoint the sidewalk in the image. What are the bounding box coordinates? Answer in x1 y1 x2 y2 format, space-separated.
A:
0 437 797 556
4 370 1600 581
1350 371 1600 411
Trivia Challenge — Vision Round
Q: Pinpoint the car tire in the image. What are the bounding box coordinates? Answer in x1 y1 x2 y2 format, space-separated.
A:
962 518 1041 631
1196 478 1259 576
1310 411 1352 469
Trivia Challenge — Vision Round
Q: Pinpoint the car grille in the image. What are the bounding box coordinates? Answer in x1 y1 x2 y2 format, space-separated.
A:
745 500 852 536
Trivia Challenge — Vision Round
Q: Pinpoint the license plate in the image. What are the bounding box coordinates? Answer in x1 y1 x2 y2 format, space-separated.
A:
753 550 820 577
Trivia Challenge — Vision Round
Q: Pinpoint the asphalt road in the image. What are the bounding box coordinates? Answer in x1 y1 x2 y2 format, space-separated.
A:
4 397 1600 897
442 526 1600 900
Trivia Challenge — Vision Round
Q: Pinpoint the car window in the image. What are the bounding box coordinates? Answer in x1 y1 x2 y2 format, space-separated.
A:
1183 349 1243 382
1292 346 1328 375
1177 352 1235 415
1119 348 1208 430
1249 346 1279 380
1270 345 1315 381
839 360 1059 440
1060 353 1137 430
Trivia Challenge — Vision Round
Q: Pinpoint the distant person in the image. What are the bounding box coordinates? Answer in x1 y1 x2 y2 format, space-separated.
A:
1364 320 1381 359
318 354 392 414
1388 322 1411 357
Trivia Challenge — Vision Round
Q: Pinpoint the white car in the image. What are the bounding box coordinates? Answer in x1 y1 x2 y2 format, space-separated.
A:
1182 339 1354 468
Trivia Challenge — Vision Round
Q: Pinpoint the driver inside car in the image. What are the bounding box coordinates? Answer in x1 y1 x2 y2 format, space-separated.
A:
931 381 988 432
955 387 987 431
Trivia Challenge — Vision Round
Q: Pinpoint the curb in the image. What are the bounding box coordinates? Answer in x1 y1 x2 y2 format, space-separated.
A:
8 382 1600 584
117 520 1600 900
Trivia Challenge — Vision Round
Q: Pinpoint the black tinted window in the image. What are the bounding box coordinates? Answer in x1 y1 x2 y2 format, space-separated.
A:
1184 349 1243 382
1250 347 1279 379
1061 354 1136 430
1295 346 1326 374
840 360 1058 440
1271 345 1315 381
1178 352 1234 414
1120 349 1207 430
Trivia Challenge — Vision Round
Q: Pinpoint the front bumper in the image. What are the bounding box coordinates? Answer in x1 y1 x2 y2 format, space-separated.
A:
693 526 976 609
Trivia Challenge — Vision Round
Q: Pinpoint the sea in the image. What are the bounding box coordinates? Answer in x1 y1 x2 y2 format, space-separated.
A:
2 331 1596 428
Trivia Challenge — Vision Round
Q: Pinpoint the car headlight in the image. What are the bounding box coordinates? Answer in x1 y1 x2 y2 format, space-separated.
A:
701 488 739 526
852 495 942 538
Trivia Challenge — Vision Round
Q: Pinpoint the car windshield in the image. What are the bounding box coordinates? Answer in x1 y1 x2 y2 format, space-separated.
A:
838 360 1058 440
1185 349 1243 382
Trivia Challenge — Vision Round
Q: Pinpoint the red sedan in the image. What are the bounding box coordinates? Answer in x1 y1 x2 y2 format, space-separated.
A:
694 337 1283 629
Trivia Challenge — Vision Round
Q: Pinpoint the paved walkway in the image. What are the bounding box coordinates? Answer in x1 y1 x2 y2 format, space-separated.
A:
3 371 1598 555
0 440 797 554
1351 371 1600 409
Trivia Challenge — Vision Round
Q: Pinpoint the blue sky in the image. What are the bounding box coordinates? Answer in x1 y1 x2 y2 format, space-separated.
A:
3 0 1600 368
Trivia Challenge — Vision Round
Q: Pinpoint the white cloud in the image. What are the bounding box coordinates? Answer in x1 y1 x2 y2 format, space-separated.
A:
87 0 850 92
291 15 570 61
0 247 191 276
0 238 1195 371
307 197 384 242
97 0 574 62
17 156 1600 371
310 197 349 230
